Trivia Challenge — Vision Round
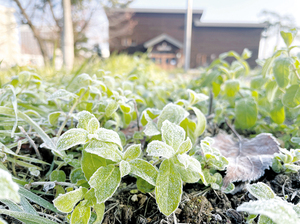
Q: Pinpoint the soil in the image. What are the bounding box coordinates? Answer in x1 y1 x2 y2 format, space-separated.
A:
2 126 300 224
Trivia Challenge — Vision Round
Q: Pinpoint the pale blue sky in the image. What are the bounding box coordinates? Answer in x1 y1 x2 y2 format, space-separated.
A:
131 0 300 25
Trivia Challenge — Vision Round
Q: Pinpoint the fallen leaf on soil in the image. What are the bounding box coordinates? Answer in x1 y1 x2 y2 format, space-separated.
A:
212 132 280 187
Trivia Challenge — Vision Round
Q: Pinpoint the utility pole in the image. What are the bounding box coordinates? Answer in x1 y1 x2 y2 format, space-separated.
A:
184 0 193 71
62 0 74 70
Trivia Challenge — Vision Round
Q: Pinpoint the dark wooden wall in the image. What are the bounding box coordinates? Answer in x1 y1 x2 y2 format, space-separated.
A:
108 11 263 68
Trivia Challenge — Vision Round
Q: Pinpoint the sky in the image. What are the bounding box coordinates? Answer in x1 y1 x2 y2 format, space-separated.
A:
131 0 300 25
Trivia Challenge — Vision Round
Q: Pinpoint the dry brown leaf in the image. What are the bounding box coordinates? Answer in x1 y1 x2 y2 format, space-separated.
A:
212 132 280 187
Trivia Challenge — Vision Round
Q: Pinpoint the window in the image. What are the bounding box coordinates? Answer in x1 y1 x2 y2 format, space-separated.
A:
121 37 132 47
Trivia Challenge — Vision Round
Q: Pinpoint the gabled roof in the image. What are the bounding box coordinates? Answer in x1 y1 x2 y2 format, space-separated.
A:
144 34 183 49
194 21 267 28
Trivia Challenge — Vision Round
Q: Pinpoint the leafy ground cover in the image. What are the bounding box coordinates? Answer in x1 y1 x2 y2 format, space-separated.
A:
1 29 300 224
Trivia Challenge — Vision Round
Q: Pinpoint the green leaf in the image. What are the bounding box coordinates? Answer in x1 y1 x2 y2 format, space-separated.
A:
123 144 141 161
258 215 277 224
187 89 209 106
176 154 207 185
262 57 275 77
224 79 240 97
50 170 66 182
57 128 88 151
87 118 99 134
157 103 189 130
242 48 252 60
237 198 299 224
76 111 96 130
161 120 185 151
93 203 105 224
129 159 158 185
190 106 206 139
48 111 64 126
70 168 86 183
251 76 267 89
246 183 275 200
177 137 192 154
85 139 122 162
105 99 118 117
280 29 297 47
147 140 175 159
82 150 108 180
0 209 58 224
136 177 155 193
270 101 285 124
0 169 20 203
48 89 78 101
0 217 7 224
89 165 121 204
53 187 88 213
20 195 38 215
119 160 131 177
273 57 292 89
282 85 300 108
95 128 123 150
266 81 278 102
19 187 59 213
155 159 182 216
143 112 160 136
235 98 257 129
70 200 91 224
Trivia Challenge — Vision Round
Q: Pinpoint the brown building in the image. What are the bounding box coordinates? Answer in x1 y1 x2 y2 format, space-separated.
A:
107 8 266 69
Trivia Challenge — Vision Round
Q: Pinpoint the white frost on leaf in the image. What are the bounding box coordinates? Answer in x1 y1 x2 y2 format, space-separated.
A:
95 128 123 150
161 120 185 151
129 159 158 185
56 128 89 151
120 160 131 177
147 140 175 159
76 111 96 130
0 169 20 203
246 182 276 200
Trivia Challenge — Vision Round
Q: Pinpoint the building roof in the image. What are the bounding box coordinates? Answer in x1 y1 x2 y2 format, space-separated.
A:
144 33 183 49
194 21 267 28
107 8 203 14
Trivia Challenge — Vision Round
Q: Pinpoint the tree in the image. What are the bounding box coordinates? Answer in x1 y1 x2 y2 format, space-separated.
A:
10 0 133 67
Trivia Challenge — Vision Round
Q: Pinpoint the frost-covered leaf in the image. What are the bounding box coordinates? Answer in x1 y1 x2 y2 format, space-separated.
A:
175 154 207 185
155 159 182 216
237 198 299 224
213 133 280 187
129 159 158 185
120 160 131 177
190 106 206 139
88 117 99 134
95 128 123 150
85 139 122 162
123 144 141 161
48 111 64 126
89 164 121 204
157 103 189 130
105 99 118 117
177 137 192 154
76 111 96 130
140 108 160 126
48 89 78 101
81 150 108 180
187 89 209 105
0 209 57 224
147 140 175 159
161 120 185 151
57 128 88 151
143 112 160 136
280 29 297 47
0 217 7 224
70 200 91 224
246 183 276 200
224 79 240 97
0 169 20 203
53 187 88 213
266 80 278 102
93 203 105 224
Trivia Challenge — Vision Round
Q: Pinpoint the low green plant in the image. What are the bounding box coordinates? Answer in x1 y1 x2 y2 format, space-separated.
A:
237 182 300 224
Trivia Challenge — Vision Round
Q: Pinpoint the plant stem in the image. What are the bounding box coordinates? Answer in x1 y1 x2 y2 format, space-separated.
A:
19 126 43 160
27 181 76 188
